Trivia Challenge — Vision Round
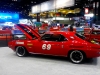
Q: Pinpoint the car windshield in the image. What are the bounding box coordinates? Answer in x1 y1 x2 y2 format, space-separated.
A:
75 33 85 40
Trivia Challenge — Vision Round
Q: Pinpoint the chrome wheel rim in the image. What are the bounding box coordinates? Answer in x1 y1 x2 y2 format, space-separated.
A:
70 51 83 63
16 46 25 57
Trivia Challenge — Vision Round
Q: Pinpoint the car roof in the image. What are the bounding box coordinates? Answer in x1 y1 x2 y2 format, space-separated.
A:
45 31 75 35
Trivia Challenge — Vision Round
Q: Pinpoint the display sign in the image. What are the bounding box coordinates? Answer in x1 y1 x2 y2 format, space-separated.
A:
55 0 74 9
32 5 41 13
0 13 19 20
41 1 55 12
0 13 19 22
32 0 74 13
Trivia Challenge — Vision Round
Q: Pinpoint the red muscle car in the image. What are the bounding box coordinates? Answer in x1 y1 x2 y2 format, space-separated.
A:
8 24 100 64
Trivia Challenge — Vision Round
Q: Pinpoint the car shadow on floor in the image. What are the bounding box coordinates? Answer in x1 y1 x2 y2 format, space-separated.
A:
29 54 69 62
28 54 98 65
84 58 98 65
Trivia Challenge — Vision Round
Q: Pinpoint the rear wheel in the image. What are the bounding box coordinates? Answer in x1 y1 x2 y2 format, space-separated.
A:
69 50 85 64
16 46 28 57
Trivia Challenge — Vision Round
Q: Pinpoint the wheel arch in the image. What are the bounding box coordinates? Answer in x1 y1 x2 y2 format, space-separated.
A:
15 45 27 51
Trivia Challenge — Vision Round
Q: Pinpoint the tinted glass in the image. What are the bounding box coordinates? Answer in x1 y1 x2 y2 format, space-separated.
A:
41 34 52 41
51 34 60 41
13 34 26 40
76 33 85 40
41 34 66 41
59 35 66 41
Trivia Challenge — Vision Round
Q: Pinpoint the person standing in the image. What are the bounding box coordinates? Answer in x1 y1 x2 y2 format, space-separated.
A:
69 24 74 31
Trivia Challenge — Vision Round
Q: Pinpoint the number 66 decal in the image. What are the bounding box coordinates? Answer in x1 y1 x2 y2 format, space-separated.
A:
42 44 51 50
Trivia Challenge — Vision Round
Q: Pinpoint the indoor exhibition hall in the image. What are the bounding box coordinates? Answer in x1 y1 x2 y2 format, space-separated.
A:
0 0 100 75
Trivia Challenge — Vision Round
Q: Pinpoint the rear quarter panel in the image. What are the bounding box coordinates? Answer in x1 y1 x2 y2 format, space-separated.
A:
8 40 34 52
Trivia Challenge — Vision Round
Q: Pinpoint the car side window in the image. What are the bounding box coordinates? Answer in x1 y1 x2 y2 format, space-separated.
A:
41 34 67 42
41 34 52 41
59 35 67 41
50 34 60 41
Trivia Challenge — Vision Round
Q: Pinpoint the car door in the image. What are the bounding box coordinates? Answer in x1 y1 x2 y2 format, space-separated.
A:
42 41 62 56
56 34 70 56
33 34 61 55
31 39 46 54
41 34 69 56
32 34 51 54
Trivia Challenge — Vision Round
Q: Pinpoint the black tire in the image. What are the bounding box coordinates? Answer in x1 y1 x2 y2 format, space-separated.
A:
16 46 28 57
69 50 85 64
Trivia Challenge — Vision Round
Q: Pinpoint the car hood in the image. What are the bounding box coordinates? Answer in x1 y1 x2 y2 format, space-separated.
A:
15 24 41 39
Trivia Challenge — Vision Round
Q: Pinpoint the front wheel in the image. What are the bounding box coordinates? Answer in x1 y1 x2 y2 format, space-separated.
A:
69 50 85 64
16 46 28 57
